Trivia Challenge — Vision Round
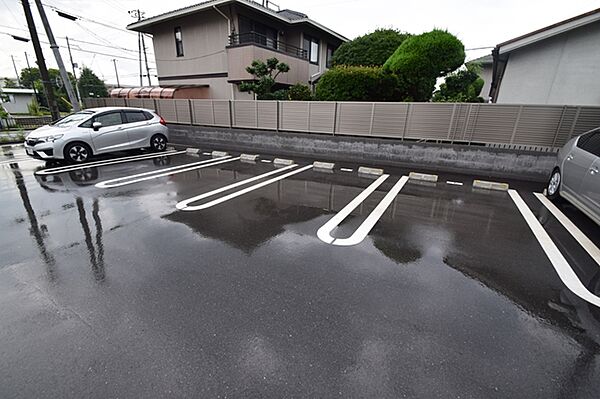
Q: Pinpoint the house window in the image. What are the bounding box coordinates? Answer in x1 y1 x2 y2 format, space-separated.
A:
174 27 184 57
326 44 336 68
303 35 319 64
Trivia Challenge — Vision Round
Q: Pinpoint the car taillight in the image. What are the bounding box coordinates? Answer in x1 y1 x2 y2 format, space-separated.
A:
159 116 166 125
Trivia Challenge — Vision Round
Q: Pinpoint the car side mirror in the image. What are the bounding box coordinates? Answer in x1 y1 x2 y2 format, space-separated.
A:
92 121 102 131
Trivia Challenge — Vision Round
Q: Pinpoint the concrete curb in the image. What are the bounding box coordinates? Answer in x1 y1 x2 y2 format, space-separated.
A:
358 166 384 176
409 172 438 182
240 153 259 162
313 161 335 170
473 179 510 191
274 158 294 166
211 150 228 158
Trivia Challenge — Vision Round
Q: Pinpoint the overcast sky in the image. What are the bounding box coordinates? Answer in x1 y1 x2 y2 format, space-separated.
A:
0 0 598 88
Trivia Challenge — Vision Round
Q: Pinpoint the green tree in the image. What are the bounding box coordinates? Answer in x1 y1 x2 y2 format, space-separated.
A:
78 67 108 98
332 29 410 67
288 83 312 101
3 78 18 88
239 58 290 100
19 67 40 89
432 63 484 103
384 29 465 101
315 66 399 101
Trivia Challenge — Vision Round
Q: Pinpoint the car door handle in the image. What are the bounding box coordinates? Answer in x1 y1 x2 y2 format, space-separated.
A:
566 154 574 161
591 167 599 175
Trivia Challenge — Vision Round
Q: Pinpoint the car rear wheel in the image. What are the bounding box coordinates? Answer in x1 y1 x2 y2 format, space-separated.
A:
547 168 561 200
64 142 92 164
150 134 167 152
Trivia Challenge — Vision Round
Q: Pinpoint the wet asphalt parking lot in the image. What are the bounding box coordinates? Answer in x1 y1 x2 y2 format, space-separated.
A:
1 142 600 398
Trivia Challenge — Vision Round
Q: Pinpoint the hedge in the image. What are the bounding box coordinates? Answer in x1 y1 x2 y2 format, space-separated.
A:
315 66 399 102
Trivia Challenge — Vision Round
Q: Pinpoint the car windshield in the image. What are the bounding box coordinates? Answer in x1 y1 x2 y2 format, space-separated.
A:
51 111 95 127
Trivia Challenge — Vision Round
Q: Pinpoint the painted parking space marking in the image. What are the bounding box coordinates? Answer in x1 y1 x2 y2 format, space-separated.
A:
446 181 463 186
317 175 409 246
340 168 353 172
177 164 313 211
261 159 272 163
508 189 600 308
535 192 600 267
95 156 238 188
35 150 186 175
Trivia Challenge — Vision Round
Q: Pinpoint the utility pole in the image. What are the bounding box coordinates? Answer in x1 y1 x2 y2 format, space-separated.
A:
65 37 82 106
24 51 38 104
11 55 21 86
129 9 145 87
33 0 80 111
112 59 120 88
21 0 60 120
141 34 152 86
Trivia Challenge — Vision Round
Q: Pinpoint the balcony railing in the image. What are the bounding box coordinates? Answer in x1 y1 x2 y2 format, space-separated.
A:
229 32 308 60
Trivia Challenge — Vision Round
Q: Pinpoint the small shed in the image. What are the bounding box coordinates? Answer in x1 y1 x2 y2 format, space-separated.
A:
1 88 35 114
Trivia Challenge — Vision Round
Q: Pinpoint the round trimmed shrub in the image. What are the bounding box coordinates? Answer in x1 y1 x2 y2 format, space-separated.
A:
332 29 411 67
315 66 399 101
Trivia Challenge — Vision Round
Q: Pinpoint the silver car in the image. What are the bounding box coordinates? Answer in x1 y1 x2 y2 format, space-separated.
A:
24 107 169 163
547 127 600 225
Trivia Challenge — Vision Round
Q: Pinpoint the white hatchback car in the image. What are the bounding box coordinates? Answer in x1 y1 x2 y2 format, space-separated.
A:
24 107 169 163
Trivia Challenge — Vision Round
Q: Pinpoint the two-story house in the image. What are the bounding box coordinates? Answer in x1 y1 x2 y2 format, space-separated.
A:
127 0 347 99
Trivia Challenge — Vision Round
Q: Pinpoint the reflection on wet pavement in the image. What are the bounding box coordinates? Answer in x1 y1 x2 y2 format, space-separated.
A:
1 149 600 398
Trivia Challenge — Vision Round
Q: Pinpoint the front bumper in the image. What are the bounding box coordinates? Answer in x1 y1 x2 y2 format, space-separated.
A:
24 142 59 160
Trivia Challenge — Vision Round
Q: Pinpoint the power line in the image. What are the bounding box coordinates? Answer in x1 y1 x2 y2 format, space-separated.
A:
1 30 157 64
41 3 138 36
0 24 153 56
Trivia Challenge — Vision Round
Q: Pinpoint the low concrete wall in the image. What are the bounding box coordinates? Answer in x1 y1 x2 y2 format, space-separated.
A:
168 124 557 182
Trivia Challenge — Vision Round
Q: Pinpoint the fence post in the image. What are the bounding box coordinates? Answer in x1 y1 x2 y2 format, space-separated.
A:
402 103 411 141
551 105 567 148
509 105 523 144
369 102 375 136
447 103 457 140
307 101 312 132
567 106 582 141
188 99 194 125
332 102 338 136
153 99 158 114
276 101 280 132
228 100 233 128
255 100 259 128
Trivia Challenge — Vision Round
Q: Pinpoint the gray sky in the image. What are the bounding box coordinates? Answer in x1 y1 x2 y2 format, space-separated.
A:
0 0 598 88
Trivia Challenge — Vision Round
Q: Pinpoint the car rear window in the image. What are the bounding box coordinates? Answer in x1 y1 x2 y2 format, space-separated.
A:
143 111 154 120
577 131 600 157
124 111 147 123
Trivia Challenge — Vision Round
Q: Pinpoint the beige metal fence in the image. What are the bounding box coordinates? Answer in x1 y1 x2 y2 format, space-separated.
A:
83 98 600 151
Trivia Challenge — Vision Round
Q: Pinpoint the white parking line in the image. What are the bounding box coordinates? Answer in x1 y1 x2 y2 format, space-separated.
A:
35 150 185 175
317 175 408 246
260 159 272 163
446 181 463 186
177 164 313 211
535 192 600 267
95 156 238 188
340 168 353 172
508 189 600 308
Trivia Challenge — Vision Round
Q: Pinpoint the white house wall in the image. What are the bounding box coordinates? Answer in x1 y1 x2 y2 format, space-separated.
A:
497 21 600 105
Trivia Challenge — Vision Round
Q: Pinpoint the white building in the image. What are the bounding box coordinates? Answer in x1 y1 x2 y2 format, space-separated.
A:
0 88 36 114
489 8 600 106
